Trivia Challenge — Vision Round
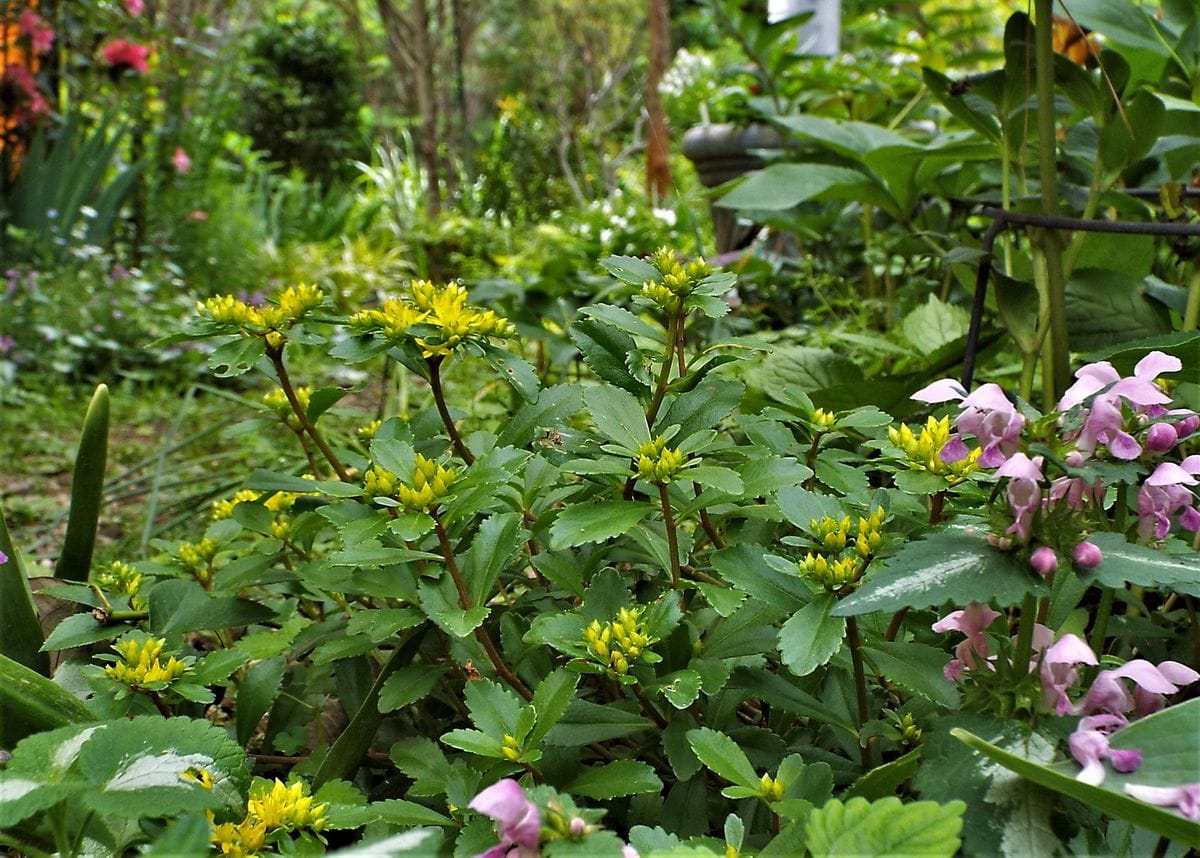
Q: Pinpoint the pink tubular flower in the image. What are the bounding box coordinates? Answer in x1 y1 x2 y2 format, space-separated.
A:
1 64 49 123
469 779 540 858
124 0 146 15
933 603 1001 680
1040 634 1097 715
1144 422 1178 453
102 39 151 74
1069 713 1141 786
0 550 7 564
913 379 1024 467
1071 541 1103 569
1137 457 1200 539
1080 659 1200 716
1124 783 1200 821
1060 352 1180 459
172 147 192 174
996 453 1043 542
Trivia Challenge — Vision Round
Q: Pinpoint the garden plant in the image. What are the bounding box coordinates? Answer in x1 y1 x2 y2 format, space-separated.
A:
1 1 1200 857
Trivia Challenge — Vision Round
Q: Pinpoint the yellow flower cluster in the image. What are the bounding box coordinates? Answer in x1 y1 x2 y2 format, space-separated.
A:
501 733 521 762
210 779 327 858
812 408 838 431
178 538 219 583
356 419 383 441
104 636 190 689
635 436 687 484
349 281 514 357
94 560 146 610
800 507 886 590
758 772 785 802
887 417 980 483
212 489 304 521
364 455 458 513
262 387 310 427
583 607 656 674
640 247 712 312
198 284 324 349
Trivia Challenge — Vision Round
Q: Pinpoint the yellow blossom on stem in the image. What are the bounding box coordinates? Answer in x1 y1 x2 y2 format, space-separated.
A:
198 295 263 328
501 734 521 761
888 417 980 483
104 635 190 689
94 560 146 610
583 607 657 675
395 454 459 512
211 489 262 521
246 779 328 832
634 436 688 484
210 817 268 858
758 772 785 802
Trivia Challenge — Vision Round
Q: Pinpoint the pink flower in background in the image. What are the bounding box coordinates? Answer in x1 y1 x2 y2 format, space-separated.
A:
1079 659 1199 716
469 779 540 858
0 550 8 564
187 209 208 221
1 64 49 122
102 39 151 74
1029 546 1057 576
124 0 146 15
932 603 1001 680
18 8 55 54
1071 541 1103 569
1124 783 1200 821
1039 634 1096 716
1069 713 1142 786
1137 457 1200 539
996 453 1043 542
172 147 192 174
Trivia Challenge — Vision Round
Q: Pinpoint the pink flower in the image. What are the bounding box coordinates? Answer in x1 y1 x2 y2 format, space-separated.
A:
1060 353 1180 460
1071 541 1103 569
622 847 639 858
469 779 540 858
1069 714 1141 786
172 147 192 174
0 550 7 564
1 64 49 123
1144 422 1178 453
1137 457 1200 539
1123 782 1200 821
1080 659 1200 716
933 603 1001 680
102 40 151 74
1040 634 1096 715
1029 546 1057 576
18 9 55 54
913 379 1024 467
124 0 146 15
187 209 209 221
996 453 1043 542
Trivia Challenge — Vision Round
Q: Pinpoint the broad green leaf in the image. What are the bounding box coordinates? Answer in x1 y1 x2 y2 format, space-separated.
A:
584 385 651 449
833 529 1041 616
718 163 890 214
776 487 846 530
686 465 743 495
56 383 109 583
686 727 760 789
601 254 660 286
568 760 663 799
481 342 540 403
208 337 265 378
0 503 47 674
805 797 965 858
441 729 504 758
378 665 446 713
465 513 525 606
497 385 583 448
149 579 275 637
900 295 971 356
549 501 652 550
371 798 453 826
861 642 960 707
954 703 1200 850
39 613 124 651
1080 532 1200 597
0 652 96 738
236 656 286 746
465 679 523 738
657 379 745 439
569 319 650 396
746 346 863 396
1065 269 1172 353
655 669 703 709
306 387 350 424
246 469 363 498
528 669 580 746
1083 331 1200 377
418 577 490 637
710 545 811 613
544 701 651 745
845 748 922 800
581 303 663 341
778 593 844 677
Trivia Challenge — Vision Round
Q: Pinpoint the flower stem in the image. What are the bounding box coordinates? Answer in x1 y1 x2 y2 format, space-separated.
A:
267 345 349 482
658 483 682 590
427 356 474 465
1183 268 1200 332
1010 593 1038 682
845 616 873 769
1089 587 1115 656
431 510 531 700
645 312 680 428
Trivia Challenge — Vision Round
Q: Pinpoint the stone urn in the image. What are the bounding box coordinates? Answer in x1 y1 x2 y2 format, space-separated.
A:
681 122 788 253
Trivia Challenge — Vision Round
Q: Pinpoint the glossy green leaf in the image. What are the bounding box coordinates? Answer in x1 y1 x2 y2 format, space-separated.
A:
549 501 651 550
544 700 651 745
1080 532 1200 597
568 759 663 799
0 651 96 738
481 342 540 403
236 656 286 746
569 319 650 396
779 593 844 677
0 502 48 674
584 385 651 449
686 727 760 789
496 385 583 447
845 748 923 800
710 544 810 613
528 669 580 746
56 384 109 583
833 529 1041 616
601 254 660 286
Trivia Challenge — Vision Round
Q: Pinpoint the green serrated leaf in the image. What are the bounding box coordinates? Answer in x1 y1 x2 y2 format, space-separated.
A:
569 320 650 395
601 254 660 286
236 656 286 746
568 759 663 799
686 727 760 789
529 669 580 747
549 501 652 550
481 342 540 403
710 544 810 612
378 665 446 713
584 386 651 449
1081 532 1200 596
779 593 844 677
806 797 965 858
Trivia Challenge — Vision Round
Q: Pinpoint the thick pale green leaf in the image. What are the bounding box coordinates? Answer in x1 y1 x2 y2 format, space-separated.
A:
465 513 525 606
569 319 650 396
833 529 1041 616
0 652 96 740
497 385 583 447
584 385 651 449
601 254 660 286
655 669 703 709
805 797 965 858
568 760 663 799
57 384 109 583
40 613 124 651
779 593 844 677
776 487 846 530
710 544 810 612
901 296 971 356
549 501 652 550
686 727 760 789
953 704 1200 850
481 342 540 403
208 337 265 378
1080 532 1200 597
686 465 743 495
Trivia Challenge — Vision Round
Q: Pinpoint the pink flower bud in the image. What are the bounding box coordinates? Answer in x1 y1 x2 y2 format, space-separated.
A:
1176 414 1200 440
1030 546 1058 576
1144 422 1177 453
569 817 586 837
1072 541 1103 569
